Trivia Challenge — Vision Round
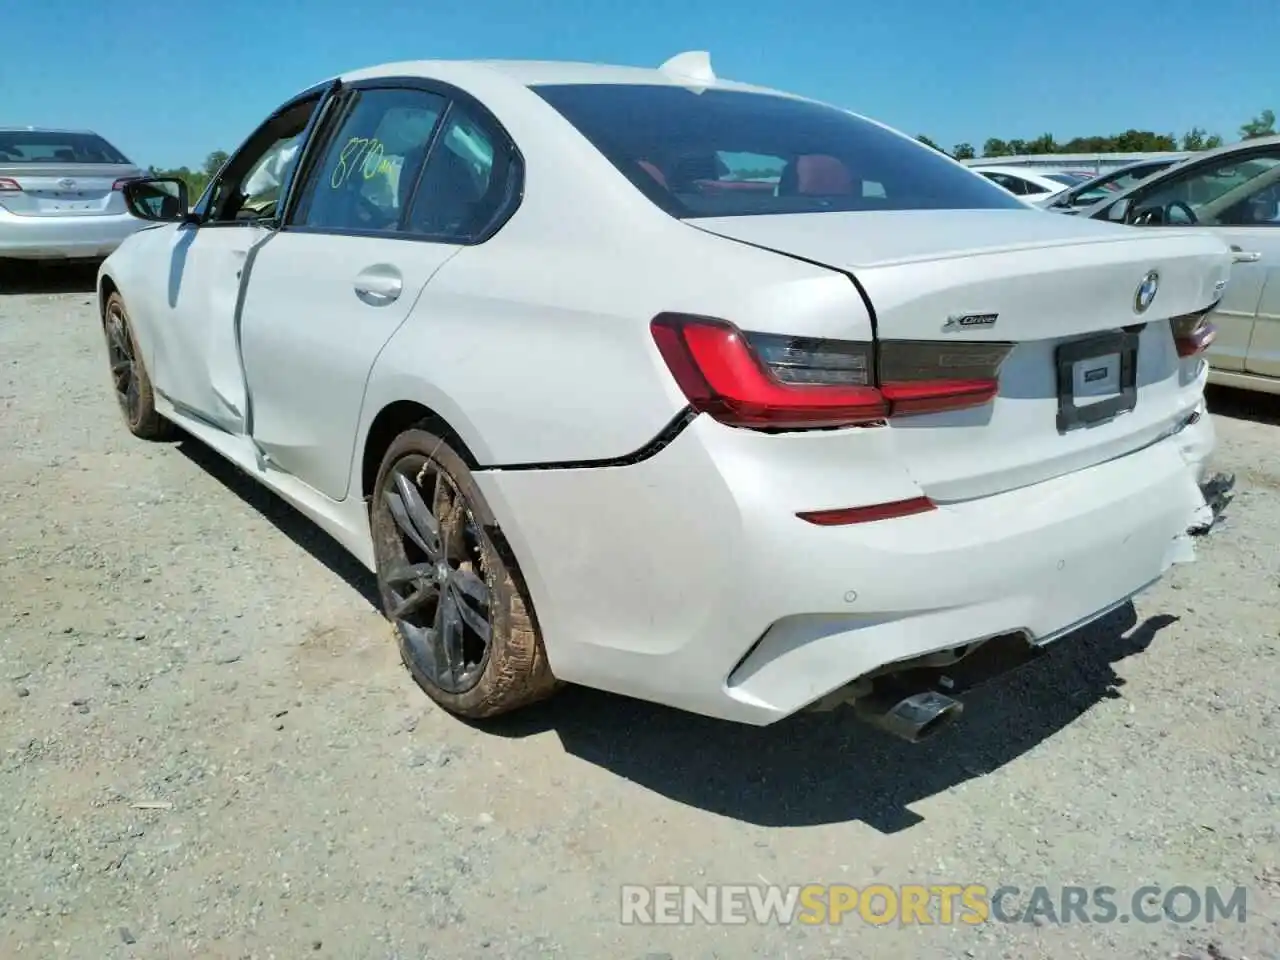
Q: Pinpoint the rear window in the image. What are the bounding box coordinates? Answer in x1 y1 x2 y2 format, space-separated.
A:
1045 172 1087 186
0 131 131 164
530 84 1027 218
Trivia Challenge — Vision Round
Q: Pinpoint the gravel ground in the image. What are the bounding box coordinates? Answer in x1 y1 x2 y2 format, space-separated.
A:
2 264 1278 960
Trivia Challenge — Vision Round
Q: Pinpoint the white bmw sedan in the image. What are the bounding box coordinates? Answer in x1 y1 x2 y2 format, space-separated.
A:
98 52 1231 740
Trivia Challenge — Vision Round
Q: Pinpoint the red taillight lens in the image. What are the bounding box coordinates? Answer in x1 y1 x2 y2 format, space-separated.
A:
111 178 134 191
0 177 22 192
649 314 1012 430
1170 310 1216 358
649 314 886 428
879 340 1010 415
797 496 937 526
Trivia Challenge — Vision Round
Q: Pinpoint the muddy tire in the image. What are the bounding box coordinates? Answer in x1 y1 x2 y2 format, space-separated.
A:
370 425 560 719
102 292 176 441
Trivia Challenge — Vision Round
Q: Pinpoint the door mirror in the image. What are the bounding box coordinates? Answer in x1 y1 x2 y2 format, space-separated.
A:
122 177 190 222
1105 197 1133 222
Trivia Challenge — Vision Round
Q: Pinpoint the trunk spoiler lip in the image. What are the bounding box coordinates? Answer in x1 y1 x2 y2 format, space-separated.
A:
684 219 884 340
689 215 1215 271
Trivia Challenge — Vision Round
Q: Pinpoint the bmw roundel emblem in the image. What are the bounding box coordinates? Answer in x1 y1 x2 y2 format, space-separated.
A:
1134 270 1160 313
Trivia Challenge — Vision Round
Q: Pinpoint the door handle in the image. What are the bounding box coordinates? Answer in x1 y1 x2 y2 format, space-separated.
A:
1230 245 1261 263
353 265 403 306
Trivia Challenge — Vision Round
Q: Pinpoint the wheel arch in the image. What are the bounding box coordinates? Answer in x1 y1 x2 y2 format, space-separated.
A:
359 399 481 503
98 272 120 321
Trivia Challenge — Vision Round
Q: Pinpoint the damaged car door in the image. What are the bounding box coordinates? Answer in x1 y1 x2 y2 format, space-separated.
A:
238 81 518 500
153 86 330 435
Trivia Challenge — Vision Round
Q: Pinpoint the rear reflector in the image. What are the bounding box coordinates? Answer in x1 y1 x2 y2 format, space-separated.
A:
650 313 1012 430
0 178 21 192
797 496 937 526
1170 310 1217 358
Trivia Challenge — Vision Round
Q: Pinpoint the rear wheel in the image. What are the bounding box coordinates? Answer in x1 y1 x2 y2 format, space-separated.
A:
102 292 175 441
370 426 560 718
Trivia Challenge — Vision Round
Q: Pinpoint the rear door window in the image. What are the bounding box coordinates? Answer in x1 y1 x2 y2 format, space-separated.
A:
980 171 1026 194
0 131 131 164
532 83 1026 218
404 102 520 242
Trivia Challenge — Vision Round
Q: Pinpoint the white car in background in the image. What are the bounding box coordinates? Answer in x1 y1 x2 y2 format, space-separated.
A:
1042 156 1189 215
0 127 156 265
96 52 1230 741
1083 135 1280 394
970 165 1089 204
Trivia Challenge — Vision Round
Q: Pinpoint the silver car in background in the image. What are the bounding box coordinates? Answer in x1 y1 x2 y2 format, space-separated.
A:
0 127 149 263
1041 156 1188 215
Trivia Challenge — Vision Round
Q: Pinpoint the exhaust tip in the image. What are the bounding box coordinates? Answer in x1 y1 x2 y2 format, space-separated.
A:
856 689 964 743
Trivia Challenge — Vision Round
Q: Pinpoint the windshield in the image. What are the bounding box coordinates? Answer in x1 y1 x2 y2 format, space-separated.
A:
0 131 131 164
531 83 1027 218
1068 163 1175 205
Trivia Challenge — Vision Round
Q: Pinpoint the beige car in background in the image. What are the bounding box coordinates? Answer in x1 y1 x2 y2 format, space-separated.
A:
1085 134 1280 395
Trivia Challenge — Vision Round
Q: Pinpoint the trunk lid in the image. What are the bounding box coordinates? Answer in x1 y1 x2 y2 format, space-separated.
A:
0 163 142 217
690 209 1232 501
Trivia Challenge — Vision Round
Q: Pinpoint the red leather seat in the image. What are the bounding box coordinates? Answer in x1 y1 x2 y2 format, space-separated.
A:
794 154 854 195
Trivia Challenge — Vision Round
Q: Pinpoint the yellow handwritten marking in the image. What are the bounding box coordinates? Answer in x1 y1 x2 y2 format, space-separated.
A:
331 136 394 189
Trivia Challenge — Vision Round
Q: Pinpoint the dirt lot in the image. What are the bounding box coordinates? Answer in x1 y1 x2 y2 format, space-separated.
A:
1 264 1278 960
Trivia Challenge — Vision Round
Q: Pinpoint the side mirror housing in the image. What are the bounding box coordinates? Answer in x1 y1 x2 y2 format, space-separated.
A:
1106 197 1133 222
122 177 190 223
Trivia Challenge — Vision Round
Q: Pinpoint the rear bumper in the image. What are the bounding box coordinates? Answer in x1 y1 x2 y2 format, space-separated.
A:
476 411 1214 726
0 209 145 260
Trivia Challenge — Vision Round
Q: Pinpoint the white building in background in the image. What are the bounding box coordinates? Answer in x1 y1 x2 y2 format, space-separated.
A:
959 152 1187 175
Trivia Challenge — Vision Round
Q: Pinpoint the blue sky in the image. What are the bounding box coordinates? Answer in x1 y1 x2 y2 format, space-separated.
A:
5 0 1271 169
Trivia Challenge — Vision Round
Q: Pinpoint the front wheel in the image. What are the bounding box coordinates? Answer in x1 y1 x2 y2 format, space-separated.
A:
370 426 560 719
102 292 175 441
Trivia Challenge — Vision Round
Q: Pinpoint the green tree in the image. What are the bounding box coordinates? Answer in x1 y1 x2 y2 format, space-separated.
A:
1026 133 1057 155
1241 109 1276 139
916 134 943 152
1181 128 1206 150
1204 133 1224 149
952 142 975 160
982 138 1009 157
203 150 230 178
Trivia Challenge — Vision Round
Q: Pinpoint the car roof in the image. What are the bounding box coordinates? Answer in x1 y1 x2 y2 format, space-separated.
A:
970 165 1058 178
336 55 806 100
0 126 101 134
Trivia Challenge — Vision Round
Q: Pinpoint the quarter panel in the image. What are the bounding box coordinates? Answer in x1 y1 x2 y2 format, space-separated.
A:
362 223 871 467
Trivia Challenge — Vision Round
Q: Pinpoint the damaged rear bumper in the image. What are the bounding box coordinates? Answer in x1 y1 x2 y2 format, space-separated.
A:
1174 397 1235 535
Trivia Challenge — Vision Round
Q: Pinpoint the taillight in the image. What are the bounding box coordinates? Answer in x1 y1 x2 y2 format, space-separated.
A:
0 177 21 192
111 178 135 191
1170 309 1216 358
649 315 886 428
879 341 1011 415
797 497 936 526
649 313 1012 430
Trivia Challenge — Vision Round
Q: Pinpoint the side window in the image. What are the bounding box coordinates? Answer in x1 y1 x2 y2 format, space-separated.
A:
1018 178 1048 195
204 96 320 224
981 172 1020 194
1131 151 1280 226
293 87 447 232
405 102 519 242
